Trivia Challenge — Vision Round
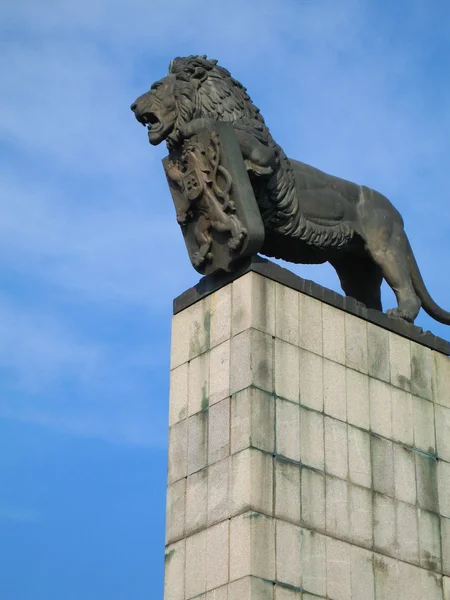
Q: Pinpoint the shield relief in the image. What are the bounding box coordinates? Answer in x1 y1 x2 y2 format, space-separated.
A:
162 122 265 275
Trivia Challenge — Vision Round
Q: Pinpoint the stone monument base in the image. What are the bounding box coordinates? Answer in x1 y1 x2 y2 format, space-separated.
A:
164 257 450 600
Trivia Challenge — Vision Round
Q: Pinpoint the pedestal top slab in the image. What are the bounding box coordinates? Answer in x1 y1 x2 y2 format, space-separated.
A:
174 256 450 356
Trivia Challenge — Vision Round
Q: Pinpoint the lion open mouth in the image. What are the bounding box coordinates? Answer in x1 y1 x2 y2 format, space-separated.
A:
137 111 162 132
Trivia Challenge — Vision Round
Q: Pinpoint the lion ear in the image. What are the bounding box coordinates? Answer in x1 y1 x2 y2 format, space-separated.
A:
192 67 208 83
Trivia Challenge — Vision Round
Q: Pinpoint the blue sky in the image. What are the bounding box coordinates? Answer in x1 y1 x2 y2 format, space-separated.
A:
0 0 449 598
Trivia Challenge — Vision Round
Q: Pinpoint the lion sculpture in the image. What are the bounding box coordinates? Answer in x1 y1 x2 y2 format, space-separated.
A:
131 55 450 325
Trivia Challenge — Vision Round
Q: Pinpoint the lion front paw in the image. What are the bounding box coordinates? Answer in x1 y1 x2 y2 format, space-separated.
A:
386 307 414 323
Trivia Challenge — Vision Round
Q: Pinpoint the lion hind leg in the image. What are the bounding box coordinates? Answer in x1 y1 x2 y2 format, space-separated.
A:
366 225 421 322
331 254 383 311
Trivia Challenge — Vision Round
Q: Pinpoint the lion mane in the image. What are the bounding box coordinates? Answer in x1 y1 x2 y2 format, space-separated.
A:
166 55 353 250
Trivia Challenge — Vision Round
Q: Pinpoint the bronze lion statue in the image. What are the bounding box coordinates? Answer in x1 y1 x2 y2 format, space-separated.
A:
131 55 450 325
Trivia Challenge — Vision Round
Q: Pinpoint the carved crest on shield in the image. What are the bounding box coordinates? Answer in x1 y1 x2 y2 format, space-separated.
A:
163 122 265 275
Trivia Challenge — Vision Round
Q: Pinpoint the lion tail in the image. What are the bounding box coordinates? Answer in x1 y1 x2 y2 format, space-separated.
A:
408 238 450 325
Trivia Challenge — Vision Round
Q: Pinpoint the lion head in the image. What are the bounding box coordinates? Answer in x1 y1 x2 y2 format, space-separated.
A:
131 55 265 147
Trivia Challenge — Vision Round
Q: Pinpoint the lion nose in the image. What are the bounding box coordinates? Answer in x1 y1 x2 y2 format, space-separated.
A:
130 102 137 113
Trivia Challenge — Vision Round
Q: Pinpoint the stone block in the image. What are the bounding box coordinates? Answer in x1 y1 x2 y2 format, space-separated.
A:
373 493 396 555
372 435 395 498
166 478 186 544
397 561 422 600
326 537 351 600
443 517 450 576
232 273 275 337
300 407 324 471
348 426 371 489
350 546 374 600
186 468 208 536
391 387 414 447
324 417 348 479
210 284 231 349
229 512 275 582
346 369 370 430
349 484 373 548
445 576 450 600
368 322 390 383
419 570 444 600
322 303 345 365
274 459 301 525
419 509 442 571
228 576 273 600
204 584 228 600
230 328 273 395
231 387 275 455
168 419 188 484
373 554 399 598
398 562 443 600
301 528 326 597
188 351 210 416
276 520 301 588
389 332 411 392
436 404 450 463
276 399 300 462
323 359 346 421
396 500 419 565
230 449 273 517
206 521 229 591
172 296 211 369
439 460 450 518
208 398 230 465
434 351 450 409
299 294 323 355
275 282 299 346
207 457 230 526
275 339 300 403
188 411 208 475
274 586 301 600
416 452 439 513
209 340 230 406
345 313 368 374
411 342 433 400
369 377 392 438
326 476 350 540
413 396 436 454
186 530 207 598
299 348 323 412
164 539 185 600
301 467 325 533
393 444 416 505
169 362 188 426
170 308 191 370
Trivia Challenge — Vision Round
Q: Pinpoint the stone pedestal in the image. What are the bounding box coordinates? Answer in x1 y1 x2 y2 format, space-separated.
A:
164 259 450 600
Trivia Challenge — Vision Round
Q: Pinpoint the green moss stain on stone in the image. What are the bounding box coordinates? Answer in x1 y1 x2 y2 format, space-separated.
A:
165 548 175 563
203 309 211 351
201 382 209 411
189 320 201 358
410 344 432 399
374 556 388 574
244 511 268 520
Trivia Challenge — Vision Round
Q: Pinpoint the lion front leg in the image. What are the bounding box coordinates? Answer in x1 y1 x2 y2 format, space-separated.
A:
234 130 276 176
179 118 214 139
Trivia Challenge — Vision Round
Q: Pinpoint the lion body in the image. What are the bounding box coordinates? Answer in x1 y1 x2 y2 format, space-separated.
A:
131 55 450 325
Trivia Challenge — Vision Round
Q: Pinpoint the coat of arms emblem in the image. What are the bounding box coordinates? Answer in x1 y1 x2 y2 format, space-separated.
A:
163 122 265 274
